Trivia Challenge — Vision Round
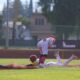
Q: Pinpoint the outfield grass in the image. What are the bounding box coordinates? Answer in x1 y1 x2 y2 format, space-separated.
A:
0 59 80 80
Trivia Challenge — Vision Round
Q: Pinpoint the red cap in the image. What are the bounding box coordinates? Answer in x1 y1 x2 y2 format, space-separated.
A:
30 55 37 62
49 35 56 42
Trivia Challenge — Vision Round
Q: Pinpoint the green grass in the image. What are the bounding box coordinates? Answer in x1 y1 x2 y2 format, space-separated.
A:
0 59 80 80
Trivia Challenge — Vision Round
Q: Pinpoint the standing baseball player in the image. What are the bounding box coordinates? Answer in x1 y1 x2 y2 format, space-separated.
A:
37 36 56 67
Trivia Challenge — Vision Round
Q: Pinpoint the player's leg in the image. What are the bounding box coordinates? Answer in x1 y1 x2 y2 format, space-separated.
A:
0 64 17 69
0 65 9 69
45 51 62 67
62 55 78 66
6 64 27 69
39 55 45 64
54 51 62 64
39 55 47 68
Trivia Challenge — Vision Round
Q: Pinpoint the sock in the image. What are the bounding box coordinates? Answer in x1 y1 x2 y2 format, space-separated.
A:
39 56 46 64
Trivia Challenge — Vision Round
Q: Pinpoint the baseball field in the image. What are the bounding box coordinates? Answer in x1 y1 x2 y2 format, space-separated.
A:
0 58 80 80
0 48 80 80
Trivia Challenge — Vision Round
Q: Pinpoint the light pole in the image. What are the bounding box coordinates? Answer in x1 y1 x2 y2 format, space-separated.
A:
5 0 9 49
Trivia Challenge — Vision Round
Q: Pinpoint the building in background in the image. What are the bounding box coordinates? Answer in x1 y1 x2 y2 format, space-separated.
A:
30 13 53 40
2 0 53 40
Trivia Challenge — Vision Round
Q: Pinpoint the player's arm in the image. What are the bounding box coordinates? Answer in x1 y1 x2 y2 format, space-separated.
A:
26 66 38 69
26 64 38 69
37 42 42 53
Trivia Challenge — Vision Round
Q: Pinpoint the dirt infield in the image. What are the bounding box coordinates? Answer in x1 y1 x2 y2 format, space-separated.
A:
0 49 80 58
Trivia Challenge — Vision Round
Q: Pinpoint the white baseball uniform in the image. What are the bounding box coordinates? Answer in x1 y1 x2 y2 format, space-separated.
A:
37 39 49 55
46 37 56 47
43 54 76 68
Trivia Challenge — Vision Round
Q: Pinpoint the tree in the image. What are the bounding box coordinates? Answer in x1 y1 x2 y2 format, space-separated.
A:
38 0 53 21
75 0 80 40
53 0 80 40
38 0 80 40
0 15 3 39
17 16 30 26
13 0 24 17
12 0 24 40
17 16 31 39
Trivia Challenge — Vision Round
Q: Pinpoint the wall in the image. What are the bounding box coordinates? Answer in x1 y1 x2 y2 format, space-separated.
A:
0 49 79 58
